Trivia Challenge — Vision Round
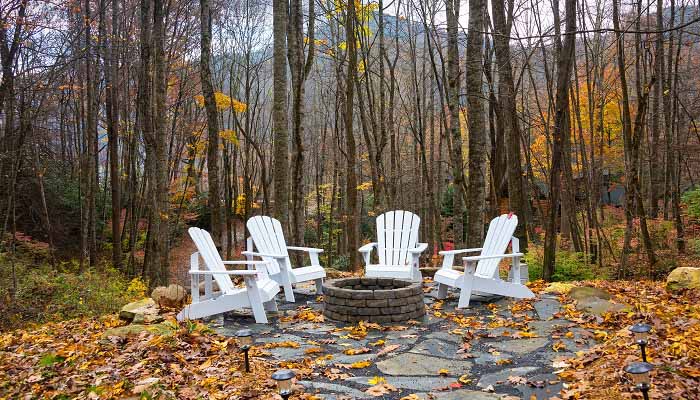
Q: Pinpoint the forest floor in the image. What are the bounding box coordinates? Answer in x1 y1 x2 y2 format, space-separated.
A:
1 278 698 399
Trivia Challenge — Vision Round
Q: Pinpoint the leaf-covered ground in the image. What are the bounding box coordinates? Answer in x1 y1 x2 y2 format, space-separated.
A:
0 317 290 399
0 279 698 399
544 280 700 399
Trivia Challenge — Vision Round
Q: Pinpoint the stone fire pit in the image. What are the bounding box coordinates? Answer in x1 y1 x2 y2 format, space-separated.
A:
322 277 425 323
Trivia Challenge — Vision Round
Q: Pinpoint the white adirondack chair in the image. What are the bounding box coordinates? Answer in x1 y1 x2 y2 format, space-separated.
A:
244 216 326 303
434 214 534 308
177 227 280 323
359 210 427 281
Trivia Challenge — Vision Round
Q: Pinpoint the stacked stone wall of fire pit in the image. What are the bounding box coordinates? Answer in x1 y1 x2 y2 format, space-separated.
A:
322 277 425 323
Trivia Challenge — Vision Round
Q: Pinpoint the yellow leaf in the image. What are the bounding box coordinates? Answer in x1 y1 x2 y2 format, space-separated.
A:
305 347 324 354
438 368 450 376
458 374 472 384
552 341 566 352
368 376 386 385
350 360 372 369
369 339 385 346
517 331 538 338
344 347 371 355
593 330 608 341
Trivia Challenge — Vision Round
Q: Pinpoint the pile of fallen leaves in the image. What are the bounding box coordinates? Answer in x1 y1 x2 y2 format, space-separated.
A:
546 280 700 399
0 316 286 399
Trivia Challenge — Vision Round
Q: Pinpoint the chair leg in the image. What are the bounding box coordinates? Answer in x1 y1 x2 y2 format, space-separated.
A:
436 283 448 299
245 278 268 324
282 282 295 302
264 299 278 312
457 274 474 309
315 278 323 294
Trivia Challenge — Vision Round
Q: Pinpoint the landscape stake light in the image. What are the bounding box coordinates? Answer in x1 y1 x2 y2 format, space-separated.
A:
624 361 654 400
629 323 651 361
271 369 296 400
235 329 253 372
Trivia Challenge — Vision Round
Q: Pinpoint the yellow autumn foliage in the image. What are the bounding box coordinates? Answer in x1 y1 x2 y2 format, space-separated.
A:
194 92 247 112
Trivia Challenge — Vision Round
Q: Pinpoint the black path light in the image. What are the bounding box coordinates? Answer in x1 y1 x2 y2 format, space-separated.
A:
235 329 253 373
271 369 296 400
629 323 652 362
624 362 654 400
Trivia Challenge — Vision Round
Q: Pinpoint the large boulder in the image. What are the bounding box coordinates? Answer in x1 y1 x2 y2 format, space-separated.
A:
569 286 629 316
103 322 177 339
151 284 187 308
666 267 700 293
197 280 221 295
119 298 159 322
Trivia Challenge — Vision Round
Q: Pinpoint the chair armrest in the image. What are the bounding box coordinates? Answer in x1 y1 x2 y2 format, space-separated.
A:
439 247 482 256
408 243 428 253
189 269 260 276
462 253 524 262
222 260 274 265
358 242 377 253
287 246 324 253
241 250 287 259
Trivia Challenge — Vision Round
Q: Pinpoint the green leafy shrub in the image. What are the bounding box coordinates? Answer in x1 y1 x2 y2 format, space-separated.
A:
682 188 700 219
524 245 599 282
689 238 700 256
0 254 141 330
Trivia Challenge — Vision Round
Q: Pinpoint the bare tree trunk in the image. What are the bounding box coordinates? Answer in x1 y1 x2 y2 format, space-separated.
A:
465 0 487 247
543 0 576 281
648 0 664 218
106 0 122 269
491 0 528 250
272 0 289 224
152 0 169 284
200 0 222 245
446 0 465 247
345 0 360 271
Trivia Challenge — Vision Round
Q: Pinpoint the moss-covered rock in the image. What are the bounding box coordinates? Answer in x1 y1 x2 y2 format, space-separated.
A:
568 286 629 316
666 267 700 293
119 298 158 322
569 286 611 301
102 321 177 338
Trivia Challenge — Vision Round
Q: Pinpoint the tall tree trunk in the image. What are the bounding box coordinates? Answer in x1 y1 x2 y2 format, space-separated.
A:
648 0 664 218
272 0 289 224
152 0 169 284
345 0 360 272
200 0 222 244
465 0 487 247
138 0 155 279
446 0 465 247
288 0 314 249
82 0 98 268
491 0 528 250
106 0 122 269
543 0 576 281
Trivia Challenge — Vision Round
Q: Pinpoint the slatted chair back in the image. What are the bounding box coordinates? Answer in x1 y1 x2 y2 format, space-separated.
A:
246 216 290 269
474 214 519 279
376 210 421 266
188 227 237 294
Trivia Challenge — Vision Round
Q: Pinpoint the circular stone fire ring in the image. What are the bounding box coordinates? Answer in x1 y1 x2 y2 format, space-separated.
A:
322 277 425 323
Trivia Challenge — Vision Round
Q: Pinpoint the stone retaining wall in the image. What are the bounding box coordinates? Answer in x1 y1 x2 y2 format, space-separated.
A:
322 277 426 323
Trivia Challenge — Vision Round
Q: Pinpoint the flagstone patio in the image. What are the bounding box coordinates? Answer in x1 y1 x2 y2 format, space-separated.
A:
214 280 592 399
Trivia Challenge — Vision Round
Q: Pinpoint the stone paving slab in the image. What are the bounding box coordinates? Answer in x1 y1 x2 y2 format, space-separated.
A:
345 376 457 391
299 380 371 399
409 338 460 359
489 337 549 354
476 366 540 388
376 353 473 376
214 280 593 399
